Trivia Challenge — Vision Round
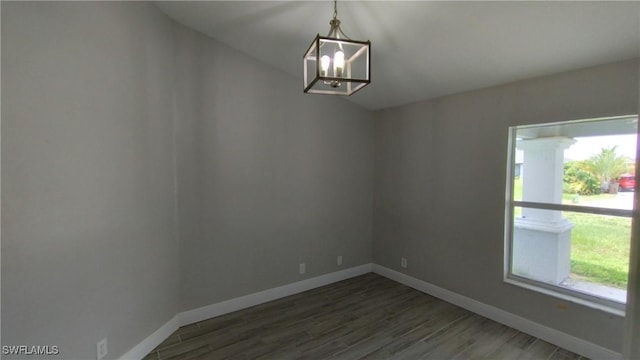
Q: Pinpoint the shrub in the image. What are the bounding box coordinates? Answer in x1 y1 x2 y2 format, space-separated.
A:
564 161 601 195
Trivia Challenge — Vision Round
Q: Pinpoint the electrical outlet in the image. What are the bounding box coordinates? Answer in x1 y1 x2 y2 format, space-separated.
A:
401 257 408 269
97 338 107 360
337 255 343 266
299 263 306 274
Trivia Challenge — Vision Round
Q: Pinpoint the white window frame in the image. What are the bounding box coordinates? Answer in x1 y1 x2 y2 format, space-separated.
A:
504 116 637 316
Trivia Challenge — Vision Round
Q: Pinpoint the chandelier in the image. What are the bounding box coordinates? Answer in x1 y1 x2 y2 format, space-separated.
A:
303 0 371 96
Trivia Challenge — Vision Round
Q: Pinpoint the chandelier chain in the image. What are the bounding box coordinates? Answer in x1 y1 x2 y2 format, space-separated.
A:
333 0 338 20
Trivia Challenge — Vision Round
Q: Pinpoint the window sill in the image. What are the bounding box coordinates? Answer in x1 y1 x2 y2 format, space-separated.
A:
504 275 626 317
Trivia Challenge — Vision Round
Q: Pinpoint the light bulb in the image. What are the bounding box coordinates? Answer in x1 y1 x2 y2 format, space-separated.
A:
320 55 331 77
333 51 345 77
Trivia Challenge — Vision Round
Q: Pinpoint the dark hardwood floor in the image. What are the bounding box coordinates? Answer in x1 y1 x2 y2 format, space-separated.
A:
143 273 588 360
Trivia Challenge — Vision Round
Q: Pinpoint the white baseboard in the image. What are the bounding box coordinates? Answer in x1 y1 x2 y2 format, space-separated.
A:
119 263 372 360
178 263 372 326
119 315 180 360
372 264 621 360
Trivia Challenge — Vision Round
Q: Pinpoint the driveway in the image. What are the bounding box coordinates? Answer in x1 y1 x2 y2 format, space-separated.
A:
581 192 634 210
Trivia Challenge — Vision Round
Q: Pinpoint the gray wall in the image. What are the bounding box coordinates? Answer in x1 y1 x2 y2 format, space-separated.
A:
172 26 374 310
2 2 373 358
1 2 181 359
373 59 639 352
624 59 640 360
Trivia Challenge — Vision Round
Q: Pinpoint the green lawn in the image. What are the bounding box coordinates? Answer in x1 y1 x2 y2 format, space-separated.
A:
512 178 630 288
565 212 630 288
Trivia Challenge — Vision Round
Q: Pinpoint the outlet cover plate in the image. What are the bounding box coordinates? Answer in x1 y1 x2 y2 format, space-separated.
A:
97 338 107 360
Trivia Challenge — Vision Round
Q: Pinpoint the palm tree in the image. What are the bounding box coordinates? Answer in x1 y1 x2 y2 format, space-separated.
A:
583 146 629 190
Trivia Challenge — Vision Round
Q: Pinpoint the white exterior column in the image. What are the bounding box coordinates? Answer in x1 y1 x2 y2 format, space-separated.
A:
513 137 575 285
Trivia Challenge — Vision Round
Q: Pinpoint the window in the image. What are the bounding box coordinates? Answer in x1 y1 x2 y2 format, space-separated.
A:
505 116 637 313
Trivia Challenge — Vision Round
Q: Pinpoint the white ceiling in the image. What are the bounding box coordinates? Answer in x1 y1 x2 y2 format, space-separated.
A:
156 1 640 111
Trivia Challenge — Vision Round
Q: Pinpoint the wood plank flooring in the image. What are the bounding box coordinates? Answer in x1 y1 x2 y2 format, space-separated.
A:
143 273 589 360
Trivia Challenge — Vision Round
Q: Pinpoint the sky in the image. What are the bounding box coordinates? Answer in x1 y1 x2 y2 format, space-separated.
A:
564 134 637 161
